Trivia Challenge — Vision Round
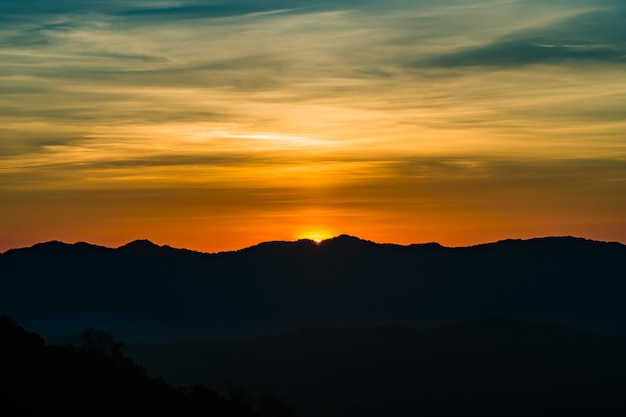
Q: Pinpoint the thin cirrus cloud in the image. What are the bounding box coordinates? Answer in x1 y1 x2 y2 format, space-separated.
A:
422 8 626 67
1 0 625 251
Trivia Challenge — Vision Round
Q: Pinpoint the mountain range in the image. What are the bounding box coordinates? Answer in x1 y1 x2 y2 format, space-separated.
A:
125 317 626 417
1 235 624 342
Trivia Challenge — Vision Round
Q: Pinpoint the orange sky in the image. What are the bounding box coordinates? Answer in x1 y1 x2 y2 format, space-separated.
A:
1 0 625 252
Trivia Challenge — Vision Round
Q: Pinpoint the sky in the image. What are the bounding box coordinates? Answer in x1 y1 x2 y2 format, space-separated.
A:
1 0 625 252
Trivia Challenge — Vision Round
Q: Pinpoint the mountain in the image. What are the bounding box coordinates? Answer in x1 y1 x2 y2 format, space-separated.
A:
0 315 268 417
1 235 624 341
124 318 626 417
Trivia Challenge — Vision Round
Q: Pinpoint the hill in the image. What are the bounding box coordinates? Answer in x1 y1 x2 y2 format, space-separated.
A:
125 317 626 417
0 315 266 417
1 235 624 341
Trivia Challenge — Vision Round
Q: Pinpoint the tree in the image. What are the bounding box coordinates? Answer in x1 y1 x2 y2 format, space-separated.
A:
80 328 125 359
224 381 253 409
257 392 298 417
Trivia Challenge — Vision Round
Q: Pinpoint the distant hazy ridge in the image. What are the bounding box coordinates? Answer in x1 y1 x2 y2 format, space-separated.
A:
1 235 624 341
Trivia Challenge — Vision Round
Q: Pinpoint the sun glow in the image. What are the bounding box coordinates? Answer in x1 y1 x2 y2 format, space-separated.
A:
296 229 334 243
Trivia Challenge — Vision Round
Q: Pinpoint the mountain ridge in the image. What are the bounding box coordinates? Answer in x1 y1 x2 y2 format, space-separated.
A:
123 317 626 417
1 234 624 342
2 234 623 256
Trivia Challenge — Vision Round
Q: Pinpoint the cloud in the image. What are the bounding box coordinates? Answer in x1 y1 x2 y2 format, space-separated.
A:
2 1 626 180
0 0 397 20
116 4 287 19
421 8 626 67
427 40 625 67
1 0 625 251
113 0 422 19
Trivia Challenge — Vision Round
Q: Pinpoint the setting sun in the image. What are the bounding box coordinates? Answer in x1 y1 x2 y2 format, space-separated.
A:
2 1 626 415
296 229 334 244
1 0 625 253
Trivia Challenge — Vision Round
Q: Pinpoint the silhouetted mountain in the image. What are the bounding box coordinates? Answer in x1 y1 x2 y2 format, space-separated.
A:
118 239 163 252
0 315 262 417
1 235 625 341
117 239 199 256
125 318 626 417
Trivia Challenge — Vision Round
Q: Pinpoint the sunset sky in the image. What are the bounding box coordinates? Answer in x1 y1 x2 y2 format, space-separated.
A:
1 0 625 252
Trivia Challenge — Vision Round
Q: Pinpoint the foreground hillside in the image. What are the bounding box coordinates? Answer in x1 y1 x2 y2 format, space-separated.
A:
4 315 626 416
0 315 284 417
124 317 626 417
1 235 625 341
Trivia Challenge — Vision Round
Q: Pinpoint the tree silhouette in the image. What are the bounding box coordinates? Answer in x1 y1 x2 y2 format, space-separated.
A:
257 392 298 417
1 316 274 416
80 328 125 359
224 381 254 409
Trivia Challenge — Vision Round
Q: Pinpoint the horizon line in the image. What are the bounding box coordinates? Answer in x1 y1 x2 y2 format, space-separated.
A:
2 234 624 256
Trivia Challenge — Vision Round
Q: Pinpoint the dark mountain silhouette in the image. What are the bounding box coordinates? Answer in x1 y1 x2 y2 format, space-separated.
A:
0 315 269 417
1 235 625 341
118 238 164 253
124 317 626 417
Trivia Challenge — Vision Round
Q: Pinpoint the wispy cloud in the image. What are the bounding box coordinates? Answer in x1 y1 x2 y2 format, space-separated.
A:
422 8 626 67
1 0 625 249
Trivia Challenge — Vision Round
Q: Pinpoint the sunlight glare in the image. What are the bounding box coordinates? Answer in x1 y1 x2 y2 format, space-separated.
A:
296 228 334 243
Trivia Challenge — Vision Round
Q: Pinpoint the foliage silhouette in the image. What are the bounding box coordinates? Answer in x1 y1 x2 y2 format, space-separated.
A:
0 315 273 417
80 328 125 358
257 392 298 417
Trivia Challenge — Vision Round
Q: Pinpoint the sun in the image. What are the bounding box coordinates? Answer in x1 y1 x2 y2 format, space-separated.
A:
296 229 334 244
